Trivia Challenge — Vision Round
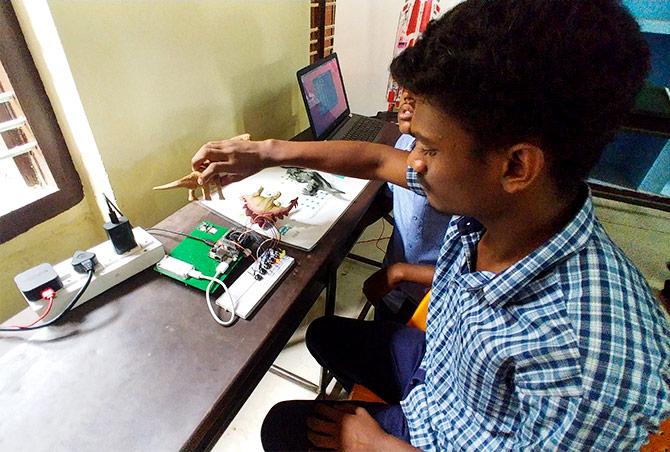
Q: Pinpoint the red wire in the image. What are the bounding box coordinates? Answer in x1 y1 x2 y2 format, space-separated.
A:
375 220 388 253
9 295 55 329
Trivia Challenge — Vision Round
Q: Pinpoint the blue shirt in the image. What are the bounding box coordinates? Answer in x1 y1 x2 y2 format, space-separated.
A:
383 134 451 307
400 166 670 450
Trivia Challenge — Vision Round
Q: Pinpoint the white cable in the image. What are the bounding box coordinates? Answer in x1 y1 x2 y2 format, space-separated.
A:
188 268 237 327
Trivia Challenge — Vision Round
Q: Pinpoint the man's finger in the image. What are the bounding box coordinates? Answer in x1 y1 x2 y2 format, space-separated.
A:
306 415 337 435
199 161 229 184
306 430 338 450
313 402 356 421
216 172 245 187
230 133 250 141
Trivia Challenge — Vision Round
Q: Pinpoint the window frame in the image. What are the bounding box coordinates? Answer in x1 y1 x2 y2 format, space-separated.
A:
310 0 336 63
589 110 670 213
0 2 83 244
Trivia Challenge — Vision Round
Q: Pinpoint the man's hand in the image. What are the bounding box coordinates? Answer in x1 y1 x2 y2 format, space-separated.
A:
362 264 406 307
306 404 397 451
191 136 271 186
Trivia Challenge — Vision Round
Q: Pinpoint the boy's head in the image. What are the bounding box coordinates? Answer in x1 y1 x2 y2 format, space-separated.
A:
390 0 649 214
397 89 416 134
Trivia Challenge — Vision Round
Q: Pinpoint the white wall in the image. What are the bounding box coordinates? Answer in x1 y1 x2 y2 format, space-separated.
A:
333 0 404 116
333 0 466 116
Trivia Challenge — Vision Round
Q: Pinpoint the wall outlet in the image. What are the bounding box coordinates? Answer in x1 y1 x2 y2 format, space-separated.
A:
23 228 165 323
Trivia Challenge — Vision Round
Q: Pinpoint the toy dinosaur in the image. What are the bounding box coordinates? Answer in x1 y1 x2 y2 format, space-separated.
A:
285 167 344 196
153 170 222 201
241 186 298 227
153 133 250 201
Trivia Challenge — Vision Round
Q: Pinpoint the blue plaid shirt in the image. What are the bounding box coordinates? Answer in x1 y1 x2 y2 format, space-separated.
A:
400 167 670 450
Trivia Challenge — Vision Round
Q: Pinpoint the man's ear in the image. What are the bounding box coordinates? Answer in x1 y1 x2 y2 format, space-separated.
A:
499 143 545 194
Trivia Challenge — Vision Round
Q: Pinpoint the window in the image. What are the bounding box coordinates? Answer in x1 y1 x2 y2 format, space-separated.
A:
310 0 336 64
0 3 82 243
588 2 670 212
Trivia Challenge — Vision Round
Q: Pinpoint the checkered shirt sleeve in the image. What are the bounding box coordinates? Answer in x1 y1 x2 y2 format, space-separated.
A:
406 166 426 197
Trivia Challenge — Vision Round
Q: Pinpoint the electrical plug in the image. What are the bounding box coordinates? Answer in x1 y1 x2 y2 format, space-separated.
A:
71 251 98 274
215 261 230 275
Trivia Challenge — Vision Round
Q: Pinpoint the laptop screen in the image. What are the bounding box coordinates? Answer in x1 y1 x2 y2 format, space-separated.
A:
297 53 350 139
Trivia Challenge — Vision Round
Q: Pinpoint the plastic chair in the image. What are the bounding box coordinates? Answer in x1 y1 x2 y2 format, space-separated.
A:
641 416 670 451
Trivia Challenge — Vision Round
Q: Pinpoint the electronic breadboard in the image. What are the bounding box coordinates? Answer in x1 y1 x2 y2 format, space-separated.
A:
154 221 246 292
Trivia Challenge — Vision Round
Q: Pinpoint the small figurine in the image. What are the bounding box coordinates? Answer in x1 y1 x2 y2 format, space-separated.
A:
153 133 251 201
285 167 344 196
153 170 223 201
241 186 298 227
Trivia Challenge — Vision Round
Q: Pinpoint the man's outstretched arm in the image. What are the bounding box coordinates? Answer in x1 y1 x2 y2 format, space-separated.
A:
191 138 410 188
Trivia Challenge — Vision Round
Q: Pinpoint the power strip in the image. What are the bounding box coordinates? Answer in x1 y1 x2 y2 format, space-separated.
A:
24 227 165 322
216 250 295 319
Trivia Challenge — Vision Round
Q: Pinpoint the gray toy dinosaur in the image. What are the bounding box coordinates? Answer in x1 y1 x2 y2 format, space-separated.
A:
285 167 345 196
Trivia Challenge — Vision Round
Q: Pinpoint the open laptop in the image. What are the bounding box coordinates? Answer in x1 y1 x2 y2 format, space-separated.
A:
297 53 386 142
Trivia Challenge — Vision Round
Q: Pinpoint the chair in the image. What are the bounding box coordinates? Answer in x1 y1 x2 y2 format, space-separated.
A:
641 417 670 451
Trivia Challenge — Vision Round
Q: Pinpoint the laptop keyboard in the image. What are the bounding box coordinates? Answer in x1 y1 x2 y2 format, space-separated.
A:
340 118 384 141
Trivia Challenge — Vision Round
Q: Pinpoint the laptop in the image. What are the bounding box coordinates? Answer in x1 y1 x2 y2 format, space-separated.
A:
297 53 386 142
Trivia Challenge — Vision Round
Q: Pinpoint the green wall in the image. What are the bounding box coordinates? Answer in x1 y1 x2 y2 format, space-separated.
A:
1 1 309 321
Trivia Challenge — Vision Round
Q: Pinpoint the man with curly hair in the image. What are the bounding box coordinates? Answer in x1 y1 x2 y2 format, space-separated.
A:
192 0 670 449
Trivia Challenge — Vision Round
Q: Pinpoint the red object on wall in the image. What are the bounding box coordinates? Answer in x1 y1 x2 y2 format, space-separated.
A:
386 0 451 111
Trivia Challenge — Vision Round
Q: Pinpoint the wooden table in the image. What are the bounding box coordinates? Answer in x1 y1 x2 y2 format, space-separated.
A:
0 124 400 451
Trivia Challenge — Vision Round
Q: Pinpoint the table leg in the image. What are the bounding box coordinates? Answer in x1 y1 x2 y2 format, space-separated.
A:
317 267 338 398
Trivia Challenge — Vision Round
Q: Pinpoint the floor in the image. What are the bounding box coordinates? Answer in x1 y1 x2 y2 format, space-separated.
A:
212 219 390 451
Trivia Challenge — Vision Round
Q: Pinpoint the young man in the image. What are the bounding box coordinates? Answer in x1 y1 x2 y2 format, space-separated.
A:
192 0 670 449
366 88 446 322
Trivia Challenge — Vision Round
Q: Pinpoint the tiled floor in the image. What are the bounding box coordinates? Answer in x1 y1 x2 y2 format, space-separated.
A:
213 219 390 451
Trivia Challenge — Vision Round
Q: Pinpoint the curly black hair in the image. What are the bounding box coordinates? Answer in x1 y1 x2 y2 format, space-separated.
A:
390 0 650 192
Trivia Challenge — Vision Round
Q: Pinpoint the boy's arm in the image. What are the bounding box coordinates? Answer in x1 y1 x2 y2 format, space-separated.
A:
191 138 410 188
363 263 435 306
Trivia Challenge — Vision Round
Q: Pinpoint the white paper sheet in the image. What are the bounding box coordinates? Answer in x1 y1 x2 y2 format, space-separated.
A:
200 167 370 250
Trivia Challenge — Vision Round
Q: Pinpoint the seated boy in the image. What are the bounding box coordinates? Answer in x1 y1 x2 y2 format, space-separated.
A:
192 0 670 449
368 88 447 322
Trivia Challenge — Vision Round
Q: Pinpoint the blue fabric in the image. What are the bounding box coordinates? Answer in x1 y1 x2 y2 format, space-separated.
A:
382 134 451 310
400 165 670 451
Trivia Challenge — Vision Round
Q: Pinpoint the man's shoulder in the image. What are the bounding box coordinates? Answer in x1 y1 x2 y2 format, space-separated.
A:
554 220 670 409
558 219 654 304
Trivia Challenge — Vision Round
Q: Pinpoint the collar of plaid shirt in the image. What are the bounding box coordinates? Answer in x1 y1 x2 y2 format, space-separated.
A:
454 195 595 308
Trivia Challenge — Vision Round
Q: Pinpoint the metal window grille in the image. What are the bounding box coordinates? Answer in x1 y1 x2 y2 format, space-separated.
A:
0 59 58 217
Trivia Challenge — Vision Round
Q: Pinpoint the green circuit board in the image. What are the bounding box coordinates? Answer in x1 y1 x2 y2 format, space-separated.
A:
154 221 244 292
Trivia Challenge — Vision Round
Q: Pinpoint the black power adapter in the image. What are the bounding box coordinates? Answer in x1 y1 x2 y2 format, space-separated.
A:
103 194 137 254
71 250 98 273
14 263 63 301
